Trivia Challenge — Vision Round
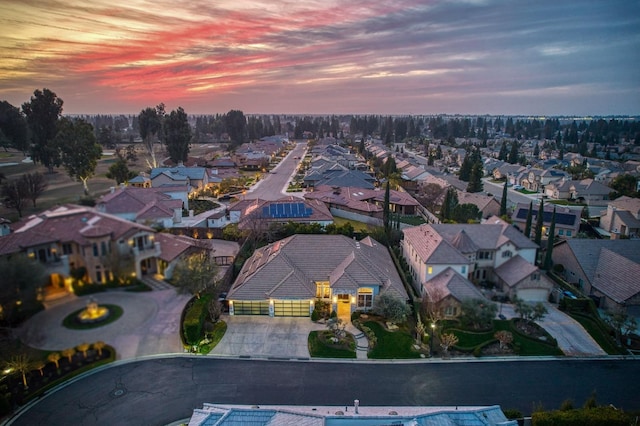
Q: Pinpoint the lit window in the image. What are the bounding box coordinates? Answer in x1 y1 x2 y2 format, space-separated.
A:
358 288 373 308
315 282 331 299
427 266 433 274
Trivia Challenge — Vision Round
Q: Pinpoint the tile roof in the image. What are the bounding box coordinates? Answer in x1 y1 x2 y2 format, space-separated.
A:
563 239 640 283
151 166 207 180
153 233 202 263
592 248 640 303
0 205 154 256
426 268 485 303
431 223 538 251
494 255 539 288
402 225 469 265
229 235 407 301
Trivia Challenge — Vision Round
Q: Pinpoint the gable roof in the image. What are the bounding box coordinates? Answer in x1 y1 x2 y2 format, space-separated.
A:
402 225 470 265
0 205 154 256
592 248 640 303
426 268 485 303
229 235 407 301
494 255 539 288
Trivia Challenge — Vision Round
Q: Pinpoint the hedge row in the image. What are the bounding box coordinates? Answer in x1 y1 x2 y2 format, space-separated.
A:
183 298 207 345
532 407 630 426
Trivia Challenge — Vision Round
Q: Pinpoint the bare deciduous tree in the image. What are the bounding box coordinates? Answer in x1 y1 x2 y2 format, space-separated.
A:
439 333 459 354
494 330 513 349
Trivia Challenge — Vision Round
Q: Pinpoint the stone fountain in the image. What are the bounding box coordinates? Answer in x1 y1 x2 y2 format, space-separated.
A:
77 297 110 323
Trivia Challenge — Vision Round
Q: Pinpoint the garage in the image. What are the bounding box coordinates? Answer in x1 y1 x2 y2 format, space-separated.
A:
231 301 270 315
273 300 310 317
516 288 549 302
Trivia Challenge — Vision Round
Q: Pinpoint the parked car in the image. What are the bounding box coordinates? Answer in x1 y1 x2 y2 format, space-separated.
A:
563 290 577 300
513 185 523 190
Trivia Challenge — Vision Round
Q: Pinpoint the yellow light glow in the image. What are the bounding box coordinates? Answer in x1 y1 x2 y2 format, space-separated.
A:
332 296 338 304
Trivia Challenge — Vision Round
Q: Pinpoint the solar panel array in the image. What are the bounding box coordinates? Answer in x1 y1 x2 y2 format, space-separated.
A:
516 208 577 226
262 202 314 219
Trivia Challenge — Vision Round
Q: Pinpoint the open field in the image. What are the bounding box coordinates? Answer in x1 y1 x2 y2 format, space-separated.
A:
0 148 144 221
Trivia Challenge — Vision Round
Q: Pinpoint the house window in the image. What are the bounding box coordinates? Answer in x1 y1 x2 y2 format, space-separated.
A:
427 266 433 274
62 243 73 255
95 266 102 283
444 306 457 316
532 273 539 280
478 251 493 260
93 243 99 257
315 282 331 299
558 229 564 236
566 230 572 237
461 266 466 274
358 288 373 309
101 241 108 256
502 250 512 258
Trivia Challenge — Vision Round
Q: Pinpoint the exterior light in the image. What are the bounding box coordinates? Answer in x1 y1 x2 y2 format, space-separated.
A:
351 296 356 304
332 296 338 304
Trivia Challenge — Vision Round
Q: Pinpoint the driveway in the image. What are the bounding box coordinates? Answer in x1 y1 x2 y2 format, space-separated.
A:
498 302 606 356
209 315 326 359
18 290 191 360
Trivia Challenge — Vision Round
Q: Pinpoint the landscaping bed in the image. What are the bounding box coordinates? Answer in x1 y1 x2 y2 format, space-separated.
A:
308 331 356 358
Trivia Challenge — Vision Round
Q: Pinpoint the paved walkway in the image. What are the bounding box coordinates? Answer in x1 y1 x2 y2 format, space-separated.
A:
346 323 369 360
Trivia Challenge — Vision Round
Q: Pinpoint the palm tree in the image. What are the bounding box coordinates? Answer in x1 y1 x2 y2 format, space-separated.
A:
4 354 33 389
77 342 91 358
61 347 76 363
93 341 106 357
47 352 61 369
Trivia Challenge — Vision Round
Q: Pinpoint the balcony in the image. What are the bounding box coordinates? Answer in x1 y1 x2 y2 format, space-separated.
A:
130 242 161 260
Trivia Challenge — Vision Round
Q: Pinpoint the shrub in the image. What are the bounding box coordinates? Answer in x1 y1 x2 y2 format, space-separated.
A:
311 309 320 322
532 406 629 426
183 299 207 346
502 409 522 420
371 292 410 323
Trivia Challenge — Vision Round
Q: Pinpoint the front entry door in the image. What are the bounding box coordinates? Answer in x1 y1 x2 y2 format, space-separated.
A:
337 294 351 320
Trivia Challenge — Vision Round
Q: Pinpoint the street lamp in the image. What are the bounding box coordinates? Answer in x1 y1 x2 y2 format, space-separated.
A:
430 323 436 356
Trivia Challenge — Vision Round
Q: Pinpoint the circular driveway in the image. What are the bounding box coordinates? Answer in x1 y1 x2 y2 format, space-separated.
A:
19 290 191 359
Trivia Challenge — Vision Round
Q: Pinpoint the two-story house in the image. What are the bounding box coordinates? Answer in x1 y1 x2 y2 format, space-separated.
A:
0 205 161 298
511 202 581 239
402 223 552 310
598 196 640 238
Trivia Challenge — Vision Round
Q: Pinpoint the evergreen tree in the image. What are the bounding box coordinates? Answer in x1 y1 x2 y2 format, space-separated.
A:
533 143 540 158
524 201 533 238
534 199 544 246
498 141 508 161
500 180 508 216
458 153 472 181
508 141 519 164
466 162 484 193
544 207 556 270
440 187 458 221
383 180 391 234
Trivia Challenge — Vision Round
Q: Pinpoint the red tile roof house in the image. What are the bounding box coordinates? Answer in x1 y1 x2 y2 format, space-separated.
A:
551 239 640 313
0 205 214 300
227 234 408 317
402 223 553 307
224 197 334 230
96 186 187 228
304 185 421 227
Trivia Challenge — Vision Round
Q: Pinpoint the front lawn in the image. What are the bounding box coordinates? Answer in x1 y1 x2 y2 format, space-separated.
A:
364 321 422 359
444 319 563 357
308 331 356 358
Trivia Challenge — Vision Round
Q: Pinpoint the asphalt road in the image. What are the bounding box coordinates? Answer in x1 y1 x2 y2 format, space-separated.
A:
243 142 307 200
9 357 640 425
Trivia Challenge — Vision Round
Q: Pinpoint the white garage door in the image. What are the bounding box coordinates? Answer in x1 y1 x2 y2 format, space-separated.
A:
517 288 548 302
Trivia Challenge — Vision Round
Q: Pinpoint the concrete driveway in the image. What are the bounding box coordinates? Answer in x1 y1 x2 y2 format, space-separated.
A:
498 302 606 356
19 290 191 360
209 315 326 359
538 303 607 356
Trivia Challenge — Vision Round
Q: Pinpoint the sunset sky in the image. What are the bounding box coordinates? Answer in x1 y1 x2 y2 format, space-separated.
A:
1 0 639 116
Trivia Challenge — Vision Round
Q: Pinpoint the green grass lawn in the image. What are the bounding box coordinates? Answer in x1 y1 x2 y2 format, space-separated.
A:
332 217 373 233
364 321 422 359
199 321 228 354
569 313 626 355
446 320 563 356
308 331 356 358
